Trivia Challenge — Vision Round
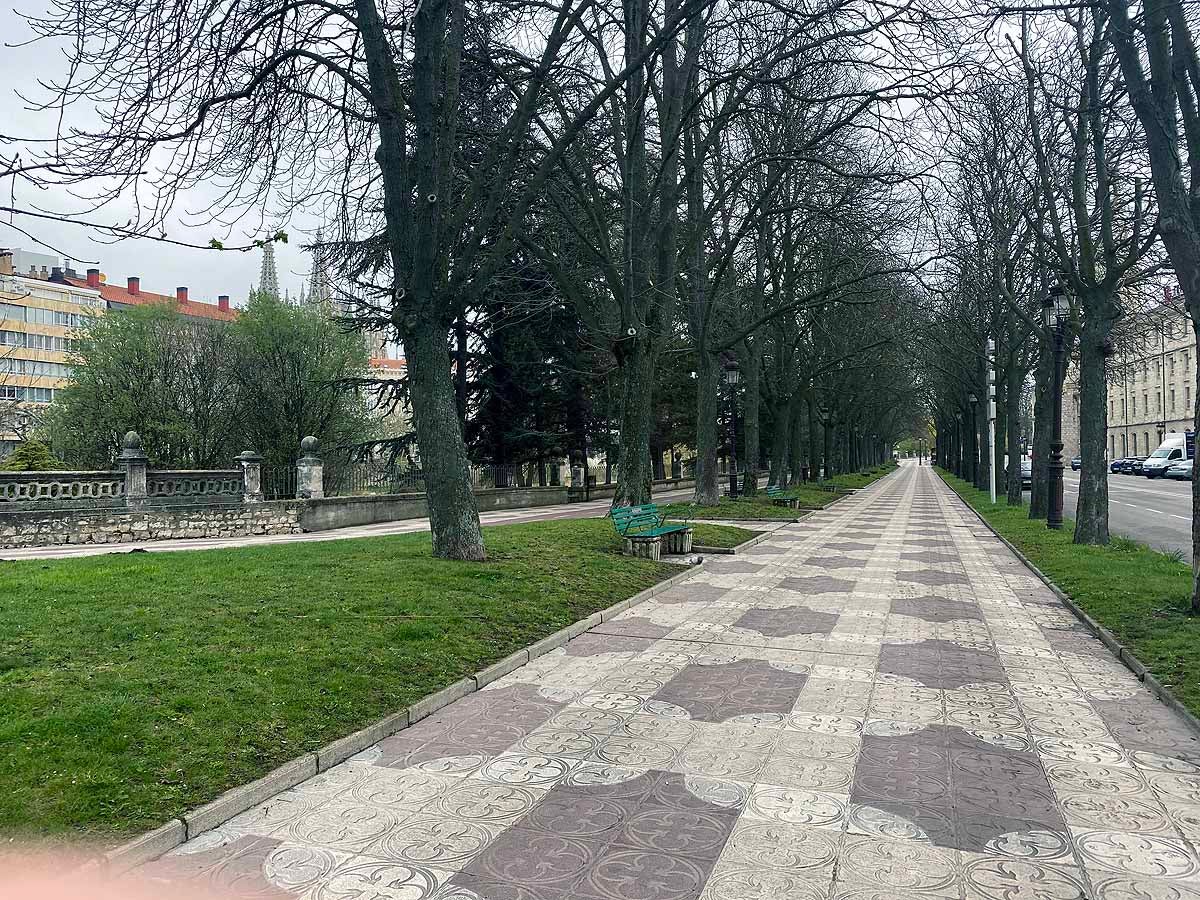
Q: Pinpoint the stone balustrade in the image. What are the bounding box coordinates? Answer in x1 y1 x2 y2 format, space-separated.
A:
0 431 298 512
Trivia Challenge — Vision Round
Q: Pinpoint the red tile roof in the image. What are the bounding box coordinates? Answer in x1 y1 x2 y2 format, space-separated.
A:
62 276 238 322
369 357 406 370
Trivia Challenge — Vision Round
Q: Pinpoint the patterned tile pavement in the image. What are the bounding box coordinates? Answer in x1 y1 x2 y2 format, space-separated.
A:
135 462 1200 899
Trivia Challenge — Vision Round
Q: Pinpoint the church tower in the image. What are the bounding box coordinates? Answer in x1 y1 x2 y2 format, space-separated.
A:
258 242 280 300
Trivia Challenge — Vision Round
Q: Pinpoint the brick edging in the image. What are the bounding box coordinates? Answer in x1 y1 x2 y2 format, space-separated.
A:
101 558 706 874
938 473 1200 742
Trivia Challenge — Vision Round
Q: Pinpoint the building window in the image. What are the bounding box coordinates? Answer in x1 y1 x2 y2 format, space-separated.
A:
1110 435 1116 458
1171 388 1176 412
0 330 25 347
1122 434 1128 455
0 386 16 401
1145 431 1151 451
1144 393 1149 416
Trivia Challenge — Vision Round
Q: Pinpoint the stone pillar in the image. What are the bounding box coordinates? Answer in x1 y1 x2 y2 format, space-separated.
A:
119 430 148 509
296 436 324 499
237 450 264 502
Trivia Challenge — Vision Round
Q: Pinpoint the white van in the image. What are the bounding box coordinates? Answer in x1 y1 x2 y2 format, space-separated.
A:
1142 433 1190 478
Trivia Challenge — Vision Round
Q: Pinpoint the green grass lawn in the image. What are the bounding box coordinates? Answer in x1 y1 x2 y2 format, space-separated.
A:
662 461 899 521
0 517 751 842
938 470 1200 718
662 497 814 521
688 523 760 547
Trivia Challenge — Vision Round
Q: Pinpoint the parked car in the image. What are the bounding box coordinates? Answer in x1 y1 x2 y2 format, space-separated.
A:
1020 457 1032 489
1142 434 1189 478
1166 459 1194 481
1110 458 1127 473
1070 456 1081 471
1117 457 1144 474
1131 458 1148 475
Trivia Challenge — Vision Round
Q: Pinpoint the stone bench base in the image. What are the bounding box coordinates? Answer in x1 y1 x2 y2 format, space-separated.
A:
624 536 662 560
663 528 693 554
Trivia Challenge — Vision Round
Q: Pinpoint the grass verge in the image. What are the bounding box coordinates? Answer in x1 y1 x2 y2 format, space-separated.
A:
937 469 1200 718
688 523 760 547
662 461 899 521
0 517 749 842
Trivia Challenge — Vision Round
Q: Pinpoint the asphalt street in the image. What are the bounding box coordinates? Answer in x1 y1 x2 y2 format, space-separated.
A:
1059 470 1194 561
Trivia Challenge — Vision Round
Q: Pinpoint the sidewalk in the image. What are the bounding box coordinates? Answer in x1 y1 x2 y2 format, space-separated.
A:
134 463 1200 899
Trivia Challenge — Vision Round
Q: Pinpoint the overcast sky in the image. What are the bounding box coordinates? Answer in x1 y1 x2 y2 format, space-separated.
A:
0 8 314 305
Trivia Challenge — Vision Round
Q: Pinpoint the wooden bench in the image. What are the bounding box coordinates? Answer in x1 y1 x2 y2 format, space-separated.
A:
611 504 693 559
765 485 800 508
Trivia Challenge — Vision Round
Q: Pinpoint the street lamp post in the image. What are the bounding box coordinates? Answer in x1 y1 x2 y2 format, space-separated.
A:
955 411 964 476
723 355 741 499
1044 282 1071 530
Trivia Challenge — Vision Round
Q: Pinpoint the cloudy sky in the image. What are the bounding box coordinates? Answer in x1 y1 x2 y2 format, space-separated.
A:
0 8 314 305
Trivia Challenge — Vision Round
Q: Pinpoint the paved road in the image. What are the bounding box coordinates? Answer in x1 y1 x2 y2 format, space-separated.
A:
0 485 712 561
133 462 1200 900
1060 471 1195 561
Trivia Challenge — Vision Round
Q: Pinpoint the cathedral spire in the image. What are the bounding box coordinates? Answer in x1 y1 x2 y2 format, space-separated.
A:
258 242 280 300
306 228 333 314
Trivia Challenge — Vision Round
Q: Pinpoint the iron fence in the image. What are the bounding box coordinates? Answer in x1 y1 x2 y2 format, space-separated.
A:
261 465 297 500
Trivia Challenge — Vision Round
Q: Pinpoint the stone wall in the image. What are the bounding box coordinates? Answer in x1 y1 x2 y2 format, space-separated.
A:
0 478 695 551
298 487 571 532
0 500 302 549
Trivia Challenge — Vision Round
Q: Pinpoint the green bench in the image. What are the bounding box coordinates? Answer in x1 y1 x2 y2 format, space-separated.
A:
765 485 800 508
610 503 693 559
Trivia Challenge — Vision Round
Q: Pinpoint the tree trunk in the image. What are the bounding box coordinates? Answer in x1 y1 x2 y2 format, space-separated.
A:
807 400 819 483
788 394 804 485
823 420 833 480
767 396 791 488
1074 313 1113 545
741 342 761 495
354 0 484 561
1030 337 1052 519
1193 331 1200 612
613 340 656 507
693 346 721 504
1005 358 1024 505
406 324 487 560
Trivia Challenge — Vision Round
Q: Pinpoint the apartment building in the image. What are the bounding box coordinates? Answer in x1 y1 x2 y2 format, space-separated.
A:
1108 312 1194 459
1061 305 1195 462
0 255 102 451
0 249 238 453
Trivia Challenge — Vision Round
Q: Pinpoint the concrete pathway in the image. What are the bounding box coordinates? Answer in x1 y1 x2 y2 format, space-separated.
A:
135 462 1200 899
0 486 706 561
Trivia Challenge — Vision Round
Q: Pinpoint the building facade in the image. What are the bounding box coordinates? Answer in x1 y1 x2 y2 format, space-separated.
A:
1061 306 1196 462
0 255 102 452
0 248 238 454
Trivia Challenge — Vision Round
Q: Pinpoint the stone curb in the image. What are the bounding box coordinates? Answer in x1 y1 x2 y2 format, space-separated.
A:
317 709 410 772
184 752 318 840
693 528 777 555
942 475 1200 741
100 556 708 871
104 818 186 875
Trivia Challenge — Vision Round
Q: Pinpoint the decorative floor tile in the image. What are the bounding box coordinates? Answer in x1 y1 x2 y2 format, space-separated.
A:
133 465 1200 900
